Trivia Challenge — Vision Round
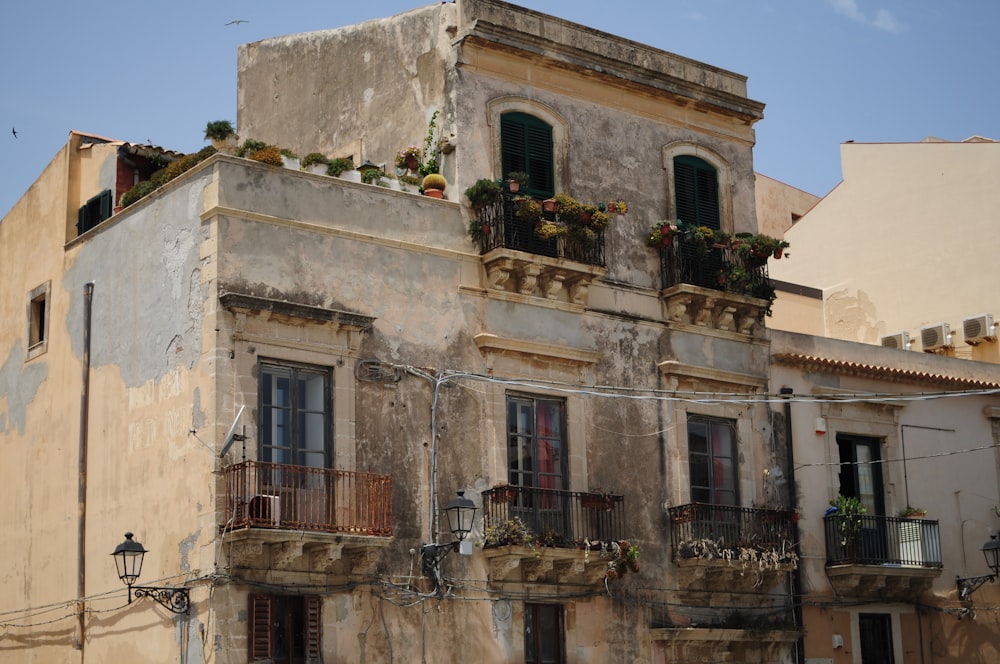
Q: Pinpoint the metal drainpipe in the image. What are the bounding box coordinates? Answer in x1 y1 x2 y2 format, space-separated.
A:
77 282 94 653
780 386 805 664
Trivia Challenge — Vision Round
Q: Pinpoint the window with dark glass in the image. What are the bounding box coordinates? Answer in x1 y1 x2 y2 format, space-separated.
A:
507 394 566 492
501 112 554 199
688 415 738 506
28 291 47 348
259 361 332 469
77 188 113 235
674 155 719 230
524 603 563 663
249 594 322 663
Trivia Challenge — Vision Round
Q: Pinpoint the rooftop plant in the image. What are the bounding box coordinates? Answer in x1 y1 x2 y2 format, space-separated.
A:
204 120 235 142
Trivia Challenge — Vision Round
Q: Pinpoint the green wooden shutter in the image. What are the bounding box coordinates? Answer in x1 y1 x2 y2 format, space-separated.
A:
304 595 323 663
501 112 554 198
99 188 113 219
248 594 273 662
674 156 719 230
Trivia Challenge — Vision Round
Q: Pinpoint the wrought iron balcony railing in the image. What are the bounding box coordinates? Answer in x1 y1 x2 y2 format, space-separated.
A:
823 513 942 568
658 236 770 296
476 194 606 267
222 460 393 536
481 486 625 549
668 503 795 561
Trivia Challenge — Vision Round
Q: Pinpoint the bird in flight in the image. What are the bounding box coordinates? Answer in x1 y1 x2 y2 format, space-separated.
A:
225 19 248 26
11 127 17 139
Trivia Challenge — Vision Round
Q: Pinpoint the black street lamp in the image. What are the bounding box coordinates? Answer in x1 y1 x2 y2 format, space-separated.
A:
956 535 1000 602
421 491 479 595
111 532 190 614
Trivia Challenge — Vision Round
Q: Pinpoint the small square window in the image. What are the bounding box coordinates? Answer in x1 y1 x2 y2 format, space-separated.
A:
26 282 50 359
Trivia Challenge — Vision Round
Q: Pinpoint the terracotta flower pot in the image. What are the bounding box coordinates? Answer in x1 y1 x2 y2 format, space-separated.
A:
424 189 444 199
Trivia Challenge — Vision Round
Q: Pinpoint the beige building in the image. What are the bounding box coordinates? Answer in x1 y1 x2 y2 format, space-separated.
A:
4 2 999 663
768 137 1000 362
771 331 1000 663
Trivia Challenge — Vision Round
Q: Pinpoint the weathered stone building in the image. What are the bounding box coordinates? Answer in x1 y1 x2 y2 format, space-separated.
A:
5 2 999 663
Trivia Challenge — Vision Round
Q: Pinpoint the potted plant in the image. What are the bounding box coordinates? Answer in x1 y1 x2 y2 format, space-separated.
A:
422 173 447 199
399 174 422 193
829 495 867 556
647 220 680 248
506 171 528 193
514 197 543 224
280 148 300 170
418 110 441 177
483 516 534 548
395 145 422 173
236 139 267 158
248 145 283 167
464 178 502 211
326 156 356 179
899 505 927 519
490 483 519 504
204 120 237 153
301 152 329 175
580 489 616 511
607 199 628 215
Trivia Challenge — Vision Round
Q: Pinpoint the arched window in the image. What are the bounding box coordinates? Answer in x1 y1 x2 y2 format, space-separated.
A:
674 155 720 230
500 112 554 199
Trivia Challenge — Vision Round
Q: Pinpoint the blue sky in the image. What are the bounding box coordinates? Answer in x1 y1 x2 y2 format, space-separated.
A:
2 0 998 217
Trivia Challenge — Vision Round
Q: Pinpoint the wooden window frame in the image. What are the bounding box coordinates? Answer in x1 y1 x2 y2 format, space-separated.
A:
26 281 50 360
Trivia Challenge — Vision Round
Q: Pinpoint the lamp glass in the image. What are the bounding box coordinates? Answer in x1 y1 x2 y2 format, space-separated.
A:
982 535 1000 575
444 491 477 541
111 532 147 586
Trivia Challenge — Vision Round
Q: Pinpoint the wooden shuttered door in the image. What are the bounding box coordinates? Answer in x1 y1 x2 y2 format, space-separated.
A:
500 112 554 199
248 594 323 663
249 594 273 662
673 156 720 230
303 595 323 663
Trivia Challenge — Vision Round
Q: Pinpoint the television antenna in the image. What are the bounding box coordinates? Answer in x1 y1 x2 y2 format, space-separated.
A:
218 405 247 459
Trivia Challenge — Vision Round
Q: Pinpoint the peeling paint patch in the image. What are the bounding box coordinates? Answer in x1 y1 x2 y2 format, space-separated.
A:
192 387 206 430
363 87 375 103
0 340 48 435
178 529 201 574
826 288 883 343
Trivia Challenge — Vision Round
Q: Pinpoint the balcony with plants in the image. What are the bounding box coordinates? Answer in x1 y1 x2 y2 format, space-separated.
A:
822 496 942 600
668 502 799 592
466 179 614 306
480 484 633 585
647 221 789 334
221 460 394 574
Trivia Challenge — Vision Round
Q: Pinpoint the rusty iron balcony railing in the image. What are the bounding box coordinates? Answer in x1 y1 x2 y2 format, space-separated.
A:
824 514 942 568
481 486 625 549
222 460 393 537
476 194 606 267
658 236 770 296
668 503 795 561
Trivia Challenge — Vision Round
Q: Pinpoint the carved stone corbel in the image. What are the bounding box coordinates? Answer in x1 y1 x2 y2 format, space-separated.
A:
271 541 304 569
227 541 264 568
523 557 553 582
489 556 521 582
308 544 344 572
518 265 542 296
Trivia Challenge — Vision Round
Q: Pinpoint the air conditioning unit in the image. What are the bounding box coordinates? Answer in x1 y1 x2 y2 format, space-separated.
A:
963 313 996 345
248 494 281 527
920 323 952 352
881 332 910 350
